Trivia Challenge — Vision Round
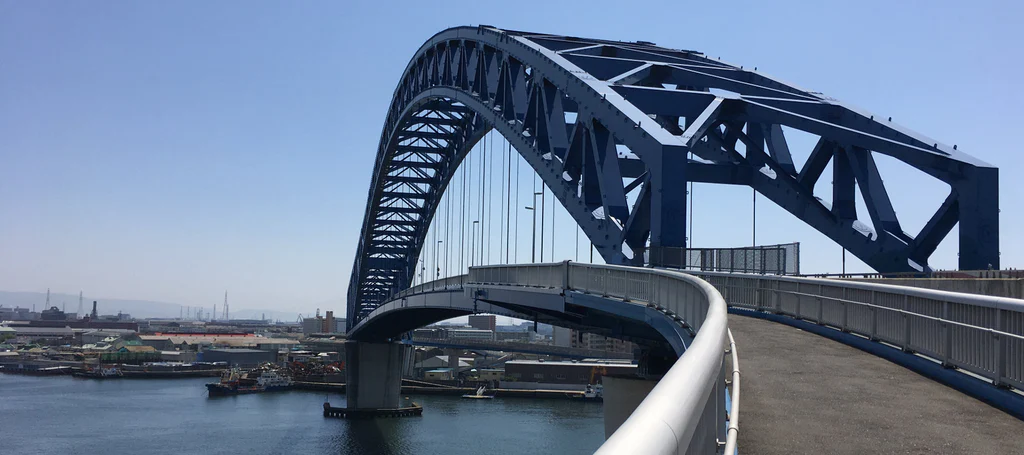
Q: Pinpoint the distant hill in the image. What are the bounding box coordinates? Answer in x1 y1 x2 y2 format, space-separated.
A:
0 291 319 322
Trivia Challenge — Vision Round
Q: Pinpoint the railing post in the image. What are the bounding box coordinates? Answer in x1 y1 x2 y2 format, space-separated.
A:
994 309 1005 387
870 291 878 341
816 284 824 325
841 287 849 332
942 301 953 368
902 294 912 353
795 285 802 319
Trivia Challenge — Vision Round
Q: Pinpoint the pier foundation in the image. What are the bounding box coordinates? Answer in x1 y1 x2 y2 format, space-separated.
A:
344 341 410 409
602 376 658 438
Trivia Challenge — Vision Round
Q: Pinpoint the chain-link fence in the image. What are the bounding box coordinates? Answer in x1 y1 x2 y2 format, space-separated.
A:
647 242 800 275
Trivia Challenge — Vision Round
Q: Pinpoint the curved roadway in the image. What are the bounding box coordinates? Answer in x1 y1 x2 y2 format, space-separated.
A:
730 315 1024 454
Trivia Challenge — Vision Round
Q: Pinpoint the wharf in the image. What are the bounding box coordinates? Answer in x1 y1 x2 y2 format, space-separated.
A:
293 381 588 400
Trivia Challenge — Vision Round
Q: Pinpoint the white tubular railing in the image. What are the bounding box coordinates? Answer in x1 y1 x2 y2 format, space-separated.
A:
468 262 737 455
393 274 467 300
691 271 1024 391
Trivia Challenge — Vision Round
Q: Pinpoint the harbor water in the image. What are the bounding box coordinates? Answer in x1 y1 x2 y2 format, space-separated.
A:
0 374 605 455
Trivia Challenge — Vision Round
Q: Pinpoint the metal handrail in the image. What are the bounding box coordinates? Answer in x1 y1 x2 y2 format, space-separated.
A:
723 330 740 455
468 262 734 455
365 262 739 454
690 270 1024 391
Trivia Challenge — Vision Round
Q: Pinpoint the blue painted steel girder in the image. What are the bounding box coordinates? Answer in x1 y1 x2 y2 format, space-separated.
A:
348 26 1000 328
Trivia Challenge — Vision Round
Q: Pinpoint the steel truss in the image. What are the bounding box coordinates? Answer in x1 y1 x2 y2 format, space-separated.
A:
348 26 999 326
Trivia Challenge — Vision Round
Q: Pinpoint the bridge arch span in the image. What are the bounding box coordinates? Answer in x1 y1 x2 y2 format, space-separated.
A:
350 25 999 327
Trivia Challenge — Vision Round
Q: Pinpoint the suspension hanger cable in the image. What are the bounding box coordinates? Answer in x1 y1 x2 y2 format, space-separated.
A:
514 148 520 263
505 139 512 264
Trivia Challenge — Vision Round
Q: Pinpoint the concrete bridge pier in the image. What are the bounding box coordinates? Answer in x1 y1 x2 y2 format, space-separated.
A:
344 341 411 409
602 347 676 437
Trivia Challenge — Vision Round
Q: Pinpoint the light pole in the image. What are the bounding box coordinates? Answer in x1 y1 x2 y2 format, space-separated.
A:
524 205 536 262
435 240 443 279
471 221 479 267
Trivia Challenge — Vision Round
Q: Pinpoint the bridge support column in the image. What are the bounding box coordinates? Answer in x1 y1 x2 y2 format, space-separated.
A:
447 349 460 381
648 146 688 268
602 376 658 438
344 341 410 409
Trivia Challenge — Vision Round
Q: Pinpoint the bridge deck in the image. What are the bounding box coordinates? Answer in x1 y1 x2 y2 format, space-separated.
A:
729 315 1024 454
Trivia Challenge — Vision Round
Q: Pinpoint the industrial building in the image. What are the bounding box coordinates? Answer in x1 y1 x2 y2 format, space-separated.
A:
468 315 496 331
503 360 637 385
302 312 346 335
569 330 634 355
199 348 277 367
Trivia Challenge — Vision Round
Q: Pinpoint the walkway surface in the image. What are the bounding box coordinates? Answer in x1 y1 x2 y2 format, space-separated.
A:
729 315 1024 455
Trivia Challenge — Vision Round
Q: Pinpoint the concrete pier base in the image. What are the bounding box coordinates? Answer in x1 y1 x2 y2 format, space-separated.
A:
345 341 411 410
602 375 658 438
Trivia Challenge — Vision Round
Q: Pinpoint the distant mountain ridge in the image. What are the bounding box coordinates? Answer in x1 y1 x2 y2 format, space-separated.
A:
0 290 321 322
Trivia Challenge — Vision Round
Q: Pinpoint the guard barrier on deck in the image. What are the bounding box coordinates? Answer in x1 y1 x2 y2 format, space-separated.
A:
469 262 737 455
690 271 1024 392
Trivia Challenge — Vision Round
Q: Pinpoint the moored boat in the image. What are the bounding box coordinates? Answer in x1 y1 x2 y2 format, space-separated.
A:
206 366 293 397
72 365 122 379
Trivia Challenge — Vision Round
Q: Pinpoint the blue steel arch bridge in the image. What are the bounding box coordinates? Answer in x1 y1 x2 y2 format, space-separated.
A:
348 25 999 326
342 26 1018 455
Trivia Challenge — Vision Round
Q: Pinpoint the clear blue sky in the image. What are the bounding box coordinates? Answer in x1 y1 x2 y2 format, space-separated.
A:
1 1 1020 315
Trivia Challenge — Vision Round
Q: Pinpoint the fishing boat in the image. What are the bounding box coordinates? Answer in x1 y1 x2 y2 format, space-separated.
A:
206 367 293 397
461 385 494 399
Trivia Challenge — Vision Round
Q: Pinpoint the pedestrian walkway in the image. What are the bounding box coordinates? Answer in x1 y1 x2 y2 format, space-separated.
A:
729 315 1024 454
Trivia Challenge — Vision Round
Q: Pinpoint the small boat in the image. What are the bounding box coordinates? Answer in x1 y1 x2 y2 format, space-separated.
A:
462 385 494 399
568 384 603 401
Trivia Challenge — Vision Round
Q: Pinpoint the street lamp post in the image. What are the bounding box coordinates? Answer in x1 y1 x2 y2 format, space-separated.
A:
435 240 443 279
524 205 536 262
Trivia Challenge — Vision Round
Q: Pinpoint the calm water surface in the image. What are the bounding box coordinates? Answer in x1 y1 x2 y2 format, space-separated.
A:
0 374 604 455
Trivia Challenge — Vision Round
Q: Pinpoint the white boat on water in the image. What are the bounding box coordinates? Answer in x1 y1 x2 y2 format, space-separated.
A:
462 385 494 399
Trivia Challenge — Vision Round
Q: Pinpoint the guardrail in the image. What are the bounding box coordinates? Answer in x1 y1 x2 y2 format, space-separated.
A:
394 274 467 299
470 262 738 455
689 270 1024 391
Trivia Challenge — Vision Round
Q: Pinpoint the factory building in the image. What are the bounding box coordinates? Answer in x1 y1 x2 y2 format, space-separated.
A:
468 315 496 331
200 348 277 367
569 330 634 355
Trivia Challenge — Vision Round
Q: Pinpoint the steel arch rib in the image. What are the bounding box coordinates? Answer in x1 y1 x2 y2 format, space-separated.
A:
348 26 1000 327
